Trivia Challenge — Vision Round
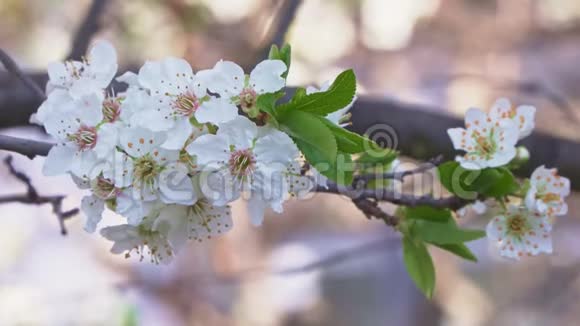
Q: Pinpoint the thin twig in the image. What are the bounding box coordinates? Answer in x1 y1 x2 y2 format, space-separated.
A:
67 0 110 60
1 156 78 235
0 49 45 101
316 181 473 211
352 198 399 226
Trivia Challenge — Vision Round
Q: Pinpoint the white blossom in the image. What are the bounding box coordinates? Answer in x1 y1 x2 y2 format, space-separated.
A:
448 107 519 170
203 59 287 116
525 165 570 217
47 40 117 97
186 116 300 225
155 200 233 246
486 205 552 260
100 222 174 264
136 57 235 149
489 98 536 140
42 93 118 178
117 127 195 205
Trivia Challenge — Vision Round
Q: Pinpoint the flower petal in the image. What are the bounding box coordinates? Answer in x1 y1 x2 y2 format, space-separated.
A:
249 59 287 94
186 134 229 166
194 97 238 125
447 127 473 151
81 195 105 233
206 60 245 96
254 129 299 164
161 118 192 150
42 145 75 176
217 116 258 150
159 163 197 205
94 123 118 158
119 127 166 157
515 105 536 139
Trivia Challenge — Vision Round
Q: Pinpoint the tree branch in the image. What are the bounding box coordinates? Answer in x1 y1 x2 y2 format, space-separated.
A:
257 0 303 61
67 0 110 60
0 49 45 101
0 135 52 159
316 181 472 211
1 156 78 235
352 198 399 226
355 155 444 184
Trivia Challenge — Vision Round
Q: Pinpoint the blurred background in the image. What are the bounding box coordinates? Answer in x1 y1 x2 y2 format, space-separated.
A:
1 0 580 325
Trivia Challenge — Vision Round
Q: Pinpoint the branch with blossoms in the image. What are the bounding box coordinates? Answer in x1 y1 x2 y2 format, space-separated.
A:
0 40 572 298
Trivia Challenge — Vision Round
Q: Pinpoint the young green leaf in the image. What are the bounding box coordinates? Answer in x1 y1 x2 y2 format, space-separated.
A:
317 117 369 154
357 148 398 167
256 93 280 126
482 167 518 197
281 110 338 164
268 44 291 78
438 162 518 199
402 236 436 298
268 44 280 61
411 220 485 245
405 206 452 223
277 69 356 117
433 243 478 262
295 140 353 185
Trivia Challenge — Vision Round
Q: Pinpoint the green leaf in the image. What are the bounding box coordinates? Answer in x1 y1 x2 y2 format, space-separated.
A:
281 110 338 165
268 44 280 61
268 44 291 78
434 243 478 262
356 149 399 166
482 167 518 197
295 140 353 185
405 206 452 223
438 162 518 199
317 117 368 154
256 92 284 126
411 219 485 245
402 236 436 298
278 69 356 117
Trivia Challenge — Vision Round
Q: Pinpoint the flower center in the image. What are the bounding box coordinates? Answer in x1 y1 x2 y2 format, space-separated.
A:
239 88 257 111
133 155 160 187
65 60 85 80
173 91 199 116
70 125 98 150
91 177 118 200
228 149 256 178
103 97 121 123
507 215 529 236
539 192 560 203
474 135 495 157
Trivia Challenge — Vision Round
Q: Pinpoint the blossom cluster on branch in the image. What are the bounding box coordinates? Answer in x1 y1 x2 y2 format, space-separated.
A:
32 41 343 263
447 99 569 259
29 40 571 298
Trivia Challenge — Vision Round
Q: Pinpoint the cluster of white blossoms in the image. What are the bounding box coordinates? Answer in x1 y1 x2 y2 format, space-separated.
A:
33 40 323 264
30 39 571 266
448 98 571 260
